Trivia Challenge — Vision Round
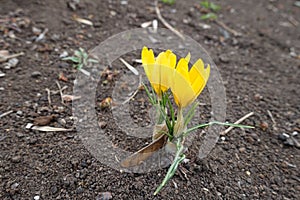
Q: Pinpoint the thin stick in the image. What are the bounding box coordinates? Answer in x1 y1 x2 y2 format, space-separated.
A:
220 112 254 135
215 20 242 37
267 110 277 131
55 81 64 104
154 0 185 40
122 75 142 105
267 110 275 124
45 88 52 106
0 110 13 119
0 52 24 62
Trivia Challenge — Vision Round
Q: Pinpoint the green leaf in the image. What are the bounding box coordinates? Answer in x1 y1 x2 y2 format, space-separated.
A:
210 2 221 12
87 58 99 63
200 0 210 9
62 56 80 63
161 0 175 5
200 1 221 12
200 13 218 20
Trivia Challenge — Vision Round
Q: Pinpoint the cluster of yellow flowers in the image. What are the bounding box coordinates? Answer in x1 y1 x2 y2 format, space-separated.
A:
141 46 210 108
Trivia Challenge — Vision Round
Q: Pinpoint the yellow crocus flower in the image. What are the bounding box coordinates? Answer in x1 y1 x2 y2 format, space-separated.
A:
141 46 210 108
141 46 176 97
172 55 210 108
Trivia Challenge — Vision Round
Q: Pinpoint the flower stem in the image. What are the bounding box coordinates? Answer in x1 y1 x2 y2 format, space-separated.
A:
154 138 185 195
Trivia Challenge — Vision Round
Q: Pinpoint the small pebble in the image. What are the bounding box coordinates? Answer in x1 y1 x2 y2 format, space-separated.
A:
284 138 294 146
219 54 230 63
254 93 263 101
11 155 21 163
110 10 116 16
59 51 68 58
260 122 268 131
10 182 19 190
292 131 298 136
0 71 5 77
278 133 289 141
239 147 246 153
246 171 251 176
16 132 24 138
31 71 42 78
50 185 58 194
76 186 84 194
96 192 112 200
120 0 128 5
34 195 40 200
16 110 23 116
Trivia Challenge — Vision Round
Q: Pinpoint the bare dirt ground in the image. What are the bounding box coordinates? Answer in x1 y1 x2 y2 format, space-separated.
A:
0 0 299 199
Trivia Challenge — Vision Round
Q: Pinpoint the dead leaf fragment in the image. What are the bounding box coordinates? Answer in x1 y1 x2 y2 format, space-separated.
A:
58 72 68 82
26 123 73 132
62 94 81 102
34 115 56 126
99 97 112 109
73 15 93 26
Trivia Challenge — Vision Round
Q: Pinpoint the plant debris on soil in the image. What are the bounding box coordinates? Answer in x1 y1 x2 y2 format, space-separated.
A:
0 0 299 199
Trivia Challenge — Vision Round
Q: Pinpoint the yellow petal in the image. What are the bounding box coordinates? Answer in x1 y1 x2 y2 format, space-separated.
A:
176 58 190 83
141 47 155 82
144 64 174 95
165 50 177 69
190 62 210 97
185 52 191 63
171 70 195 108
189 59 204 83
141 46 155 65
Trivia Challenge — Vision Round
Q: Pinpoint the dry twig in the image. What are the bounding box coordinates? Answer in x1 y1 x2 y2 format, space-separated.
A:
215 20 242 37
122 75 142 105
55 81 64 104
45 88 52 106
154 0 185 40
267 110 278 131
0 110 13 119
0 52 24 63
220 112 254 135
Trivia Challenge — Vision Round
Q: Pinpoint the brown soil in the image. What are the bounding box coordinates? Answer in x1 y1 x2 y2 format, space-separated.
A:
0 0 299 199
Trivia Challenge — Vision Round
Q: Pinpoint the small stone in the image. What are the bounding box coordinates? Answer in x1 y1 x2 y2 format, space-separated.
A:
120 0 128 5
59 51 68 58
246 171 251 176
219 54 230 63
16 110 23 116
10 182 19 190
239 147 246 153
34 195 40 200
8 58 19 68
16 132 24 138
50 185 58 194
110 10 117 16
32 27 42 35
0 71 5 78
254 93 263 101
284 138 294 146
31 71 42 78
292 131 298 136
260 122 268 131
98 121 107 129
57 118 66 126
76 186 84 194
278 133 289 141
11 155 21 163
96 192 112 200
